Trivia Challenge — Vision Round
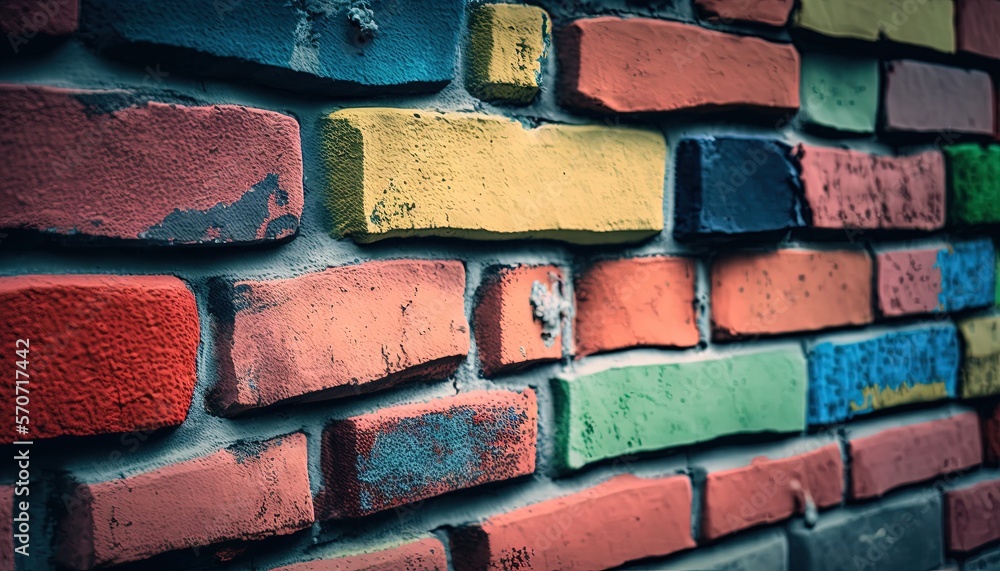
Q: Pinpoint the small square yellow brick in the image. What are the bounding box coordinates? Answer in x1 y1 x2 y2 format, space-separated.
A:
467 3 550 104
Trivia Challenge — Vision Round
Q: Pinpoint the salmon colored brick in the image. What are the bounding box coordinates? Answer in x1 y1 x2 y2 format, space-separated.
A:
450 474 694 571
474 265 566 376
701 444 843 540
57 434 313 570
945 478 1000 552
559 17 799 114
272 538 447 571
849 413 983 500
318 390 537 519
710 249 873 339
211 260 469 415
0 275 198 442
876 249 942 316
693 0 794 26
575 256 697 357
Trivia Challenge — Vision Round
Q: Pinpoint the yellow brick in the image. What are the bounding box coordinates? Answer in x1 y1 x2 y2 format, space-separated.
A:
795 0 955 53
958 314 1000 398
467 4 550 103
323 108 666 244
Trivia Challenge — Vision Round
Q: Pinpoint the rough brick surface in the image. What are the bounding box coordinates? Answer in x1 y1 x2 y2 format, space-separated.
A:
693 0 794 26
799 54 878 134
629 530 787 571
553 348 806 471
57 434 313 570
945 144 1000 226
849 413 983 499
787 494 944 571
794 0 955 52
82 0 462 94
574 256 697 357
807 325 959 425
451 475 694 571
795 145 946 231
0 275 198 441
945 478 1000 552
0 84 302 245
273 538 447 571
0 486 11 571
319 390 537 519
958 315 1000 397
0 0 77 45
701 444 843 540
210 260 468 415
673 137 804 239
466 4 549 103
474 265 565 377
323 108 665 244
559 17 799 114
711 249 873 339
876 240 995 316
883 60 994 135
956 0 1000 59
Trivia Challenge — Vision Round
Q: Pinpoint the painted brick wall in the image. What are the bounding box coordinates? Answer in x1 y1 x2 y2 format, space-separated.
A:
1 0 999 569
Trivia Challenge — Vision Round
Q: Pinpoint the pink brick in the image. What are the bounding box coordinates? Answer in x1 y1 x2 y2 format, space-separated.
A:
0 0 77 42
575 256 698 357
57 434 313 570
883 60 994 135
211 260 469 415
850 414 982 500
945 478 1000 552
956 0 1000 60
273 538 447 571
796 145 945 231
876 249 942 316
694 0 794 26
474 265 565 377
318 390 537 519
450 474 694 571
0 486 11 571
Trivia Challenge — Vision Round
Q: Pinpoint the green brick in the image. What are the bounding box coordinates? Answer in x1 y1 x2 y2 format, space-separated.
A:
794 0 955 53
552 348 807 471
800 53 878 134
944 144 1000 226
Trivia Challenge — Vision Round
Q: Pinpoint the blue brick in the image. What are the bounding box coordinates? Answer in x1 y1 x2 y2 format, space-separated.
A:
82 0 462 94
673 136 804 240
808 325 959 426
938 238 996 312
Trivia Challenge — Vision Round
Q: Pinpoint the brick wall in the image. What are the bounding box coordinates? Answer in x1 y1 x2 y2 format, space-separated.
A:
1 0 999 569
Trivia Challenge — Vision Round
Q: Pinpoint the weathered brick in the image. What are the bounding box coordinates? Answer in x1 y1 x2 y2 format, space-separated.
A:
272 538 447 571
787 493 944 571
945 478 1000 552
796 145 946 231
474 265 566 377
323 108 665 244
794 0 955 53
82 0 462 94
574 256 698 357
0 486 11 571
552 348 806 471
958 315 1000 397
956 0 1000 59
1 0 77 50
0 275 198 441
466 4 549 103
945 144 1000 226
673 137 804 240
0 84 302 245
559 17 799 114
701 444 843 540
693 0 794 26
799 53 879 134
625 530 787 571
883 60 994 135
450 474 693 571
711 249 873 339
962 544 1000 570
57 434 313 570
210 260 468 415
986 403 1000 464
318 390 537 519
807 325 959 425
849 413 982 499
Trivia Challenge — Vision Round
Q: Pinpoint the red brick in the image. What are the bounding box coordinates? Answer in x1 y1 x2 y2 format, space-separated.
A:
0 486 11 571
273 538 447 571
0 0 77 42
710 249 873 339
883 60 994 135
450 474 694 571
876 249 942 316
211 260 468 415
319 390 537 519
945 478 1000 552
559 17 799 114
0 275 198 441
474 265 566 377
57 433 313 570
849 413 983 500
0 83 303 245
701 444 843 540
795 145 945 231
986 403 1000 464
694 0 794 26
956 0 1000 60
574 256 698 357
